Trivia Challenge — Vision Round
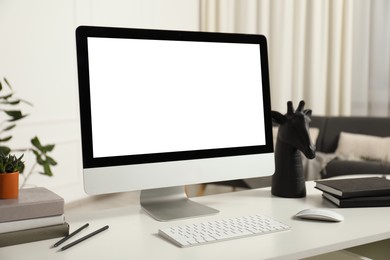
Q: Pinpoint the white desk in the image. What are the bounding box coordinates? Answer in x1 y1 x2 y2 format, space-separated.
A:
1 181 390 260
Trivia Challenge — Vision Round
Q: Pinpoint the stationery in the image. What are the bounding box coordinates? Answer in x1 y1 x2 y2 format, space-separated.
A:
53 223 89 247
59 225 109 251
322 192 390 208
315 177 390 198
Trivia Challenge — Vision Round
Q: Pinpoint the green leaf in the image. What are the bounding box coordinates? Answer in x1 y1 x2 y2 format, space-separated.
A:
4 110 28 121
32 150 39 157
0 146 10 155
31 136 43 150
0 93 13 100
0 100 20 105
40 163 53 177
0 81 2 91
31 137 55 153
6 99 21 105
45 155 58 166
2 124 16 131
5 110 22 117
8 115 28 122
0 136 12 142
32 149 45 165
42 144 55 153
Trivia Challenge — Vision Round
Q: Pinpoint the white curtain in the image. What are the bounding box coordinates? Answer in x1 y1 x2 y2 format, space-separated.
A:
200 0 390 116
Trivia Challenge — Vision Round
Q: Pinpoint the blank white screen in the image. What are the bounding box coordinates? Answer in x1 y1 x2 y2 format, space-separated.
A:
87 37 266 158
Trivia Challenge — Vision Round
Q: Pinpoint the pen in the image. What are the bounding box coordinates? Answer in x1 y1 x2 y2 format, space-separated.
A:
59 225 109 251
53 223 89 248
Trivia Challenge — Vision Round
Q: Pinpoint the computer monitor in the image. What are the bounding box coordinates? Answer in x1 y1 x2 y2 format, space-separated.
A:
76 26 274 221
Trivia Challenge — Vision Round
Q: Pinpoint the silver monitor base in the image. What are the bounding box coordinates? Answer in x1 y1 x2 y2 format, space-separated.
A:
140 186 219 221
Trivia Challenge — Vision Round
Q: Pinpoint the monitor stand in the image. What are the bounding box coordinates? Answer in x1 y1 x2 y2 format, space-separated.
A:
140 186 219 221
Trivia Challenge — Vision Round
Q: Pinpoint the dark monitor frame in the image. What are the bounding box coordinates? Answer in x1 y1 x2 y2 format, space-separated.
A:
76 26 274 169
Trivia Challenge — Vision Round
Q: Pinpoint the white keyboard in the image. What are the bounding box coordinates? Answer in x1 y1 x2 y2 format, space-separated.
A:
158 214 290 247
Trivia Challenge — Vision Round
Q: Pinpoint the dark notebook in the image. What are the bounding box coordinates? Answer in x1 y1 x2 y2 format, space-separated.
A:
0 222 69 247
323 192 390 208
315 177 390 198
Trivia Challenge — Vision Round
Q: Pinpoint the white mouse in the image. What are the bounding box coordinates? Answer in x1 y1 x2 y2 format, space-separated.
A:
295 208 344 222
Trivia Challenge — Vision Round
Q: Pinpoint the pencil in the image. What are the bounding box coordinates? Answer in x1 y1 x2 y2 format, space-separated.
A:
53 223 89 248
59 225 109 251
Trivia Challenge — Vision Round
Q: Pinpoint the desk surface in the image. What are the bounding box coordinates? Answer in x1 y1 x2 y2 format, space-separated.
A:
1 181 390 260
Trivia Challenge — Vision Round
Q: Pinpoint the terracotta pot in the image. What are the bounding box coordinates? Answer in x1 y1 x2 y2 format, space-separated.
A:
0 172 19 199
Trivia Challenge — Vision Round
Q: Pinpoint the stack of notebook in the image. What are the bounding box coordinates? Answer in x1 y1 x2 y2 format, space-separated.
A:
315 177 390 208
0 187 69 247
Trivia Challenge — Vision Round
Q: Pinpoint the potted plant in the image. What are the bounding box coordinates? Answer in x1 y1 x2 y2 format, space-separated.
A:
0 153 24 199
0 77 57 188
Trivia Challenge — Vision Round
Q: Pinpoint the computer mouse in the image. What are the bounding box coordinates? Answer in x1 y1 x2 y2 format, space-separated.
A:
295 208 344 222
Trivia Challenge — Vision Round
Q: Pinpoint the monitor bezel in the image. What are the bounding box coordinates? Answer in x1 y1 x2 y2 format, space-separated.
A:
76 26 274 169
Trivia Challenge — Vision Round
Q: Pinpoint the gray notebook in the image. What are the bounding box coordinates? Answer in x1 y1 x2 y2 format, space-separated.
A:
0 187 64 223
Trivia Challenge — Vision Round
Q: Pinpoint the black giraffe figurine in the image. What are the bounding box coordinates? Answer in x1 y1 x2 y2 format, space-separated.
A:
271 100 316 198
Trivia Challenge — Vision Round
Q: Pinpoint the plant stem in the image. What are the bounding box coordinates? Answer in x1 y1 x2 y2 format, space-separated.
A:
20 161 37 188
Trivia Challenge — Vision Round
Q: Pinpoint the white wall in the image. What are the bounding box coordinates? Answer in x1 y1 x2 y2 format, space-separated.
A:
0 0 199 202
